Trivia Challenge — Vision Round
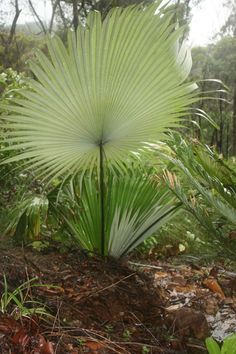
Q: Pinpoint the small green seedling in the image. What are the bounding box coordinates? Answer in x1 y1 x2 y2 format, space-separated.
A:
122 329 132 341
142 345 151 354
105 324 114 334
206 334 236 354
0 274 54 320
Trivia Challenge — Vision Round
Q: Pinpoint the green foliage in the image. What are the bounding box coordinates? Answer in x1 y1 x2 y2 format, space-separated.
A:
0 68 30 164
211 37 236 84
49 168 180 258
190 37 236 156
206 337 221 354
0 69 45 242
1 3 196 181
164 133 236 225
0 68 28 99
1 3 195 257
5 195 49 244
142 346 151 354
122 328 132 341
0 274 53 320
159 133 236 259
206 334 236 354
0 32 45 72
138 212 208 258
0 69 31 193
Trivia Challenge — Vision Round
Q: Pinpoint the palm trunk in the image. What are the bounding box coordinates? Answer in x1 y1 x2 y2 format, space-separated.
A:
99 143 105 256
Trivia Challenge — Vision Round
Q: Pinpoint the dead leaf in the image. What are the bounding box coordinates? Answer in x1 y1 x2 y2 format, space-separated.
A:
171 275 187 286
40 341 54 354
209 266 219 278
154 271 169 279
0 316 20 333
165 304 184 312
12 328 30 347
85 340 105 351
229 231 236 240
167 283 197 292
223 297 234 305
203 297 219 315
38 334 47 348
38 286 64 295
203 278 225 299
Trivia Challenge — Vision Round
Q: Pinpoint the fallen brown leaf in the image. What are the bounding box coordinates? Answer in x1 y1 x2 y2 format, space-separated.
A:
85 340 105 351
12 328 30 348
203 278 225 299
40 340 54 354
203 297 219 315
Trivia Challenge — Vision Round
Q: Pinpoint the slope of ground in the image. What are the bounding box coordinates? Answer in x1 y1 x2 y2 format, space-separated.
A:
0 246 235 353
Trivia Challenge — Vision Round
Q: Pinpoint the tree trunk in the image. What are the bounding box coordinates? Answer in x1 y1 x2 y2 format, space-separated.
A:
226 116 230 159
218 93 224 154
232 81 236 155
3 0 21 68
49 0 60 33
28 0 47 34
181 0 191 42
72 0 79 32
58 1 68 30
210 129 217 148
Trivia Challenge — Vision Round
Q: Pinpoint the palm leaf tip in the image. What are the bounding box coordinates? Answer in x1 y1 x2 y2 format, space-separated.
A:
1 2 196 180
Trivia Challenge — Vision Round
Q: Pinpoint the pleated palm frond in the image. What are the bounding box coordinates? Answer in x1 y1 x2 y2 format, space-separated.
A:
51 169 181 258
5 195 49 243
164 133 236 226
1 2 196 181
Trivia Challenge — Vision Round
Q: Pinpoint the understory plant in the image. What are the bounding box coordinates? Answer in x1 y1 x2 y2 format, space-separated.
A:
0 274 52 320
48 167 181 258
0 2 197 258
5 194 49 244
161 133 236 259
0 69 32 233
206 334 236 354
164 133 236 227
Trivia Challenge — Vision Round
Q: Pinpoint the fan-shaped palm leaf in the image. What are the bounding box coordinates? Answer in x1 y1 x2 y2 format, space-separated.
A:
1 2 196 180
5 195 48 243
50 169 181 258
1 3 197 258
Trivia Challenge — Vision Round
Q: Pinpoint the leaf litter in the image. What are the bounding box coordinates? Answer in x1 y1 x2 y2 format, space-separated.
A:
0 247 236 353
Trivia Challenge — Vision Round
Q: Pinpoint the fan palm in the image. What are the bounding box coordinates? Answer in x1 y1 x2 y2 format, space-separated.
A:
49 168 181 258
1 2 196 257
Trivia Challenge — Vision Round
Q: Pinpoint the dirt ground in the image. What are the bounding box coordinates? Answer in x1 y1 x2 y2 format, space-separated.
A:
0 246 235 354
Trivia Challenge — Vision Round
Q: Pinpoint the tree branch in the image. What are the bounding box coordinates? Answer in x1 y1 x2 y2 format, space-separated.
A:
28 0 47 34
8 0 21 45
3 0 21 68
58 1 68 30
49 0 60 33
